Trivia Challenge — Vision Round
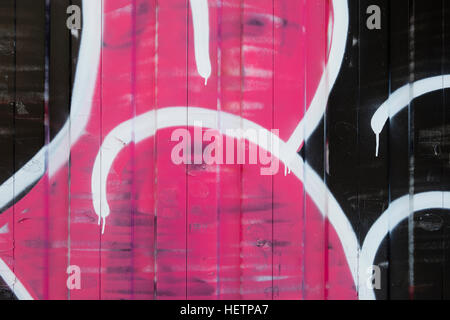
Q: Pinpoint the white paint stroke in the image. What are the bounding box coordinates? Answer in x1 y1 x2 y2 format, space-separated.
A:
359 192 450 300
0 223 9 235
0 0 102 300
189 0 212 85
286 0 349 154
371 75 450 157
91 107 359 288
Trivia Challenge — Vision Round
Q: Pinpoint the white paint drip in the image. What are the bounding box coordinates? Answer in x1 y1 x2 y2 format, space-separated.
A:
0 0 101 211
189 0 212 85
371 75 450 157
284 165 291 176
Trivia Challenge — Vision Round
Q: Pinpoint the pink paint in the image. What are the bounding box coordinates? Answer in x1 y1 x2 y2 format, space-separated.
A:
0 0 355 300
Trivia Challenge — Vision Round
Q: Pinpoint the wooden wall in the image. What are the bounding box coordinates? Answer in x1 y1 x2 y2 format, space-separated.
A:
0 0 448 300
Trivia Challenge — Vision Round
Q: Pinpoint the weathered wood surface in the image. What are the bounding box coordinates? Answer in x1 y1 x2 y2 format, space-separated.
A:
0 0 448 300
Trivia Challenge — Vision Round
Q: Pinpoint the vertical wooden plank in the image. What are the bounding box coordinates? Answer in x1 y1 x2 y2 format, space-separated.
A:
0 0 16 300
132 0 157 300
14 0 47 299
304 0 327 300
325 0 360 300
272 0 305 300
411 0 445 300
99 0 135 300
216 0 242 300
357 0 390 300
186 0 220 300
155 0 188 299
239 0 274 300
47 0 71 299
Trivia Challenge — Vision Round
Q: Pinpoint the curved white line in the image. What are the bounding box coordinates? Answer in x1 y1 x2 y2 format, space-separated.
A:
286 0 349 153
91 107 360 286
359 192 450 300
189 0 211 85
0 0 102 300
371 75 450 157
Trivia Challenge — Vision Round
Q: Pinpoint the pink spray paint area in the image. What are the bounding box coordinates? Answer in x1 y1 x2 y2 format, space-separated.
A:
0 0 356 300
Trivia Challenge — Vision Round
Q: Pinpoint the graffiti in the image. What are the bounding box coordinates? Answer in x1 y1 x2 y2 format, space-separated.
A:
66 266 82 291
0 0 449 300
366 265 381 290
372 75 450 157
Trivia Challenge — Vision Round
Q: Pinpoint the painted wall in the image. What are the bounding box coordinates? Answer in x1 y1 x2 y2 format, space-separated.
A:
0 0 449 300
